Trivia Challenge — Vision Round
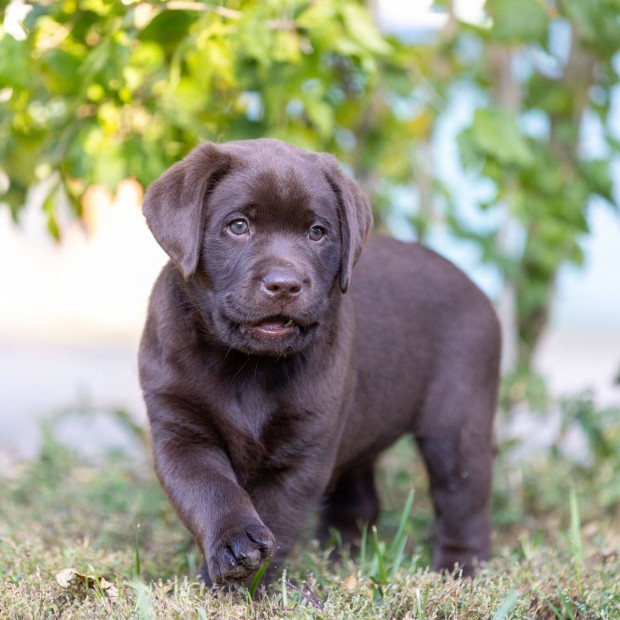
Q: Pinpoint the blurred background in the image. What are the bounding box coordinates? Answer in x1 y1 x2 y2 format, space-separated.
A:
1 0 619 465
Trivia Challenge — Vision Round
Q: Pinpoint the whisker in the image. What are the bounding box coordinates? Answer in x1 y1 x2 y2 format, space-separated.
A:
231 356 250 382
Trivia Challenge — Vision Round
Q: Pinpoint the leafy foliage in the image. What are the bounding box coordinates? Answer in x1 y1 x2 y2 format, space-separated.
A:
1 0 619 368
444 0 620 364
0 0 420 236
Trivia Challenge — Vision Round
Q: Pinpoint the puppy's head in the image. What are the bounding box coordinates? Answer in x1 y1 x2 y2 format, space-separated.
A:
143 139 372 355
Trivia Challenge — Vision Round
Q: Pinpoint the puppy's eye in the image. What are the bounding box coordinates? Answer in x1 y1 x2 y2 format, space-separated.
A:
308 226 325 241
228 219 249 235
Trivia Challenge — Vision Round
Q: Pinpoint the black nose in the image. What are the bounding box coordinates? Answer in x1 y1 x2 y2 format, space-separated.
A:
261 270 303 301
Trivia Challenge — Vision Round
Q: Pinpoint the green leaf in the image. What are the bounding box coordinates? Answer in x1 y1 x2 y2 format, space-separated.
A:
468 108 535 168
42 182 61 241
129 41 165 73
580 159 615 206
527 76 573 116
272 31 302 64
457 126 484 170
562 0 620 52
42 48 83 96
297 1 338 31
0 32 30 89
91 143 127 190
341 3 391 56
486 0 550 44
139 9 197 52
304 98 334 138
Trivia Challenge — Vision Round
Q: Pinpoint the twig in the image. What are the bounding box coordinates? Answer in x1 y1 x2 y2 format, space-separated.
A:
285 580 324 611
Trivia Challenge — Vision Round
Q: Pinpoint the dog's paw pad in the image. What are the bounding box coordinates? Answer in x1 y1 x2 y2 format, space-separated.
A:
209 522 275 585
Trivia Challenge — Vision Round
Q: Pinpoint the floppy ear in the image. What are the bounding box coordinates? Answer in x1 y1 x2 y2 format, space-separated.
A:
322 156 373 293
142 143 231 280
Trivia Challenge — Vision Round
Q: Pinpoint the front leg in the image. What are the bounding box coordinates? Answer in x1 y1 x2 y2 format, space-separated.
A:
150 420 275 586
247 450 336 581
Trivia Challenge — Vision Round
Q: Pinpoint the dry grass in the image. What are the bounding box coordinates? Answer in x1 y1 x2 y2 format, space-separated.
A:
1 402 619 619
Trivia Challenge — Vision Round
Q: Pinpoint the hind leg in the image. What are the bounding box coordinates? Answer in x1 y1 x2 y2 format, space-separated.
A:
316 461 380 549
416 432 492 576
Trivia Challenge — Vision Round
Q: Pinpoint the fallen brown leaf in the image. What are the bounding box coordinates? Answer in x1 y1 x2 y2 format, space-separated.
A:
55 567 118 603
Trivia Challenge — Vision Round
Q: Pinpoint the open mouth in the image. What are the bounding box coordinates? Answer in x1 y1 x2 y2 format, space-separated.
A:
222 310 320 354
246 316 298 337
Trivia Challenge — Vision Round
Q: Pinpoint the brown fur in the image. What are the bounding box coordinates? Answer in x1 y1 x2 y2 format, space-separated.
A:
138 138 501 585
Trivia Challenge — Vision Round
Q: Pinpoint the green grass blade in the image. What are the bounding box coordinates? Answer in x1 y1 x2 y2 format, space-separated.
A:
371 526 387 584
568 483 583 597
360 522 368 571
134 523 142 579
388 489 414 564
556 584 576 620
389 532 409 577
134 523 141 579
249 557 272 599
492 590 521 620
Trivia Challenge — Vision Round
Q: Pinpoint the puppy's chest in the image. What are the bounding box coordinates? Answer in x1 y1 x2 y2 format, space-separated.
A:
218 393 321 487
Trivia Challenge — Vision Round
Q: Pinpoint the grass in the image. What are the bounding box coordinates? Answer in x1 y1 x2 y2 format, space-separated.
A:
1 393 619 619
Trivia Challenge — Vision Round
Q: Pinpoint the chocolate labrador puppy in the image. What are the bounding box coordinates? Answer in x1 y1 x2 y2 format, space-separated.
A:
139 138 500 586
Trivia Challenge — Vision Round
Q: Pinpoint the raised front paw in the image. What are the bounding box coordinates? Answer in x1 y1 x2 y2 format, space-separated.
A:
207 521 275 586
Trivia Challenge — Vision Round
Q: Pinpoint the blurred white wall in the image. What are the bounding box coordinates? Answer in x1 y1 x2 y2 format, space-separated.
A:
0 180 166 344
0 181 167 462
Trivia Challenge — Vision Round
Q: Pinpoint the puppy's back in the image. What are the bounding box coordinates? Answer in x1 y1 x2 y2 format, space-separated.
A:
342 236 500 452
